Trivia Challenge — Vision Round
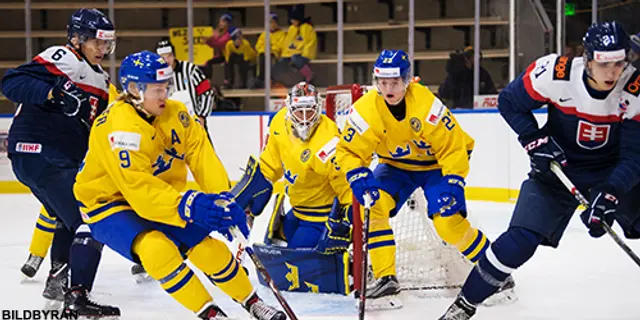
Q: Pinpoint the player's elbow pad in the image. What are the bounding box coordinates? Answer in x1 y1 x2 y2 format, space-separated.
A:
230 156 273 216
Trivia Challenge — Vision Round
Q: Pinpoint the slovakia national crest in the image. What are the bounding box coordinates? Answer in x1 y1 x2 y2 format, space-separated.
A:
576 120 610 150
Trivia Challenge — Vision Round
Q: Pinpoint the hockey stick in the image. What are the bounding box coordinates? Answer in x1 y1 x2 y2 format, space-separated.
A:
358 192 374 320
550 162 640 267
229 226 299 320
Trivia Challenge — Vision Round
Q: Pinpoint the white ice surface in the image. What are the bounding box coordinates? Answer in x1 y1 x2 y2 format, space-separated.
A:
1 194 639 320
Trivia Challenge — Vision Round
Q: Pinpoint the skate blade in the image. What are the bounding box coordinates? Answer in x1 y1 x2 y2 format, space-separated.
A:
356 295 403 311
133 273 155 284
482 287 518 307
43 298 63 311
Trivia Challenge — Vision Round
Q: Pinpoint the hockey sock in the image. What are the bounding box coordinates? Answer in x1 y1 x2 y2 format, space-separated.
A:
50 221 73 267
461 227 542 304
432 213 489 262
365 191 397 279
69 224 103 291
30 208 56 258
133 230 212 313
188 237 254 303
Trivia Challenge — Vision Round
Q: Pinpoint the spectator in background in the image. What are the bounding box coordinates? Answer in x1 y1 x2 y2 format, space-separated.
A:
438 46 497 109
630 32 640 69
280 5 317 83
224 29 257 89
203 13 236 80
253 13 286 88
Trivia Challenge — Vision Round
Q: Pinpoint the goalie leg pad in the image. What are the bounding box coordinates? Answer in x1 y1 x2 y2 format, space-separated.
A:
230 156 273 216
265 193 287 245
252 244 351 295
287 219 326 249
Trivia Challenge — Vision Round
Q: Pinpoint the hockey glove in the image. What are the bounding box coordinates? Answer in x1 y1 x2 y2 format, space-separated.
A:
346 167 381 206
178 190 249 239
315 202 353 255
210 192 250 241
426 175 467 217
519 130 567 177
580 184 618 238
50 77 89 117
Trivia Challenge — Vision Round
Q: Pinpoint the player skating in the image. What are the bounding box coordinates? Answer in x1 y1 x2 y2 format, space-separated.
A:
73 50 286 320
440 21 640 320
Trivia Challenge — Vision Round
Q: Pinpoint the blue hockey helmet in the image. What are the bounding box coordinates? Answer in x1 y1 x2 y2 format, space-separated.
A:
119 51 174 102
372 49 412 87
67 8 116 55
583 21 630 63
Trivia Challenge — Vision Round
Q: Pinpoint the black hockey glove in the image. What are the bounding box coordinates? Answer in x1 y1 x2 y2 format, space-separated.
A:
580 184 617 238
519 130 567 177
50 77 89 117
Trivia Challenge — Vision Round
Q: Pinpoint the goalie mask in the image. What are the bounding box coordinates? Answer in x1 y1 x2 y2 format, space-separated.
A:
286 82 321 141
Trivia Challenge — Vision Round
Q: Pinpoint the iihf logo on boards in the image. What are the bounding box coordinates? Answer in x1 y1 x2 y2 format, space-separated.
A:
576 120 610 150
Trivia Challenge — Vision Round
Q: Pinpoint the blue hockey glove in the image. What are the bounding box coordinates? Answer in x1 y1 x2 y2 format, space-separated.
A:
580 185 617 238
426 175 467 217
346 167 381 206
50 77 89 117
213 192 250 241
519 130 567 177
315 201 353 255
178 190 249 238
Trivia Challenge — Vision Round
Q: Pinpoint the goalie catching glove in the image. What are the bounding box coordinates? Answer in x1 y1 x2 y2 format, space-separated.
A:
178 190 249 240
315 199 353 255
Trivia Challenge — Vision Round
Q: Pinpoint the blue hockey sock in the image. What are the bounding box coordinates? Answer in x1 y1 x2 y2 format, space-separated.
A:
50 222 73 267
461 227 542 304
70 225 103 291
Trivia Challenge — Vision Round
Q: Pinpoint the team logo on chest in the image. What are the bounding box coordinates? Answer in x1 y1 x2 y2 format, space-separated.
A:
576 120 610 150
410 117 422 132
300 149 311 163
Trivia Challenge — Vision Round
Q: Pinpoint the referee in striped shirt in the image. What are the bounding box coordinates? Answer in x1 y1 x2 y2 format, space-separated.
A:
156 40 214 128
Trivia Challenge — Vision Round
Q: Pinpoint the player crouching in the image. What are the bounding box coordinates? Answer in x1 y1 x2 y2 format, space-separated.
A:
73 51 285 320
231 82 354 295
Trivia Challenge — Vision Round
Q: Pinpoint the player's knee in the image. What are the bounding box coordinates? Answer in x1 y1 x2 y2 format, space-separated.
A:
489 227 542 269
133 230 183 280
188 236 235 276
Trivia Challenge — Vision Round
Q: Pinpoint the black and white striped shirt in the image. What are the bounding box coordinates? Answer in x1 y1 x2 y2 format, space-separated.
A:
170 60 214 117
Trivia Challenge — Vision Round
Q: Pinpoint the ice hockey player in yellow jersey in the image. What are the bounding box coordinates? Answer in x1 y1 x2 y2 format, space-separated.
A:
73 51 286 320
19 82 120 280
336 49 501 309
230 82 354 295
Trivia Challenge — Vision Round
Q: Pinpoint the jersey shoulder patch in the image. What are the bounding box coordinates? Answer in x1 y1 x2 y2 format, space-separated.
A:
346 104 370 135
108 131 141 151
316 136 339 163
35 46 81 77
425 97 446 126
551 55 573 81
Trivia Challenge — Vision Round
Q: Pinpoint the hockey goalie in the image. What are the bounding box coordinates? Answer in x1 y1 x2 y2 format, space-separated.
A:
232 81 354 295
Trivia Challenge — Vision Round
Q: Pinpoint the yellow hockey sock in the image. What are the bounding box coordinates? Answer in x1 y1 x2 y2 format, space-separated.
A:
28 206 56 258
188 236 255 304
133 230 212 313
433 213 490 263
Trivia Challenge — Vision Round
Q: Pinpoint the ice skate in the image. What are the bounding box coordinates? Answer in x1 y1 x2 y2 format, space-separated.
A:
439 294 476 320
130 264 153 284
243 293 286 320
21 254 44 279
64 285 120 319
363 275 402 310
483 275 518 306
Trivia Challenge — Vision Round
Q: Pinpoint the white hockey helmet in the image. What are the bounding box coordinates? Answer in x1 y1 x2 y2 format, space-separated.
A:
285 82 321 141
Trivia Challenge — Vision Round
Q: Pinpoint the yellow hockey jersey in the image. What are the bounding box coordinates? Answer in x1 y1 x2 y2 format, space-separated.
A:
260 109 351 222
281 23 317 60
73 99 230 226
255 29 286 58
336 82 474 177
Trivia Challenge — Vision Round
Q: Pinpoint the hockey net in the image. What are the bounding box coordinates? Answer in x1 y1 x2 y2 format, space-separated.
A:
324 84 472 298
